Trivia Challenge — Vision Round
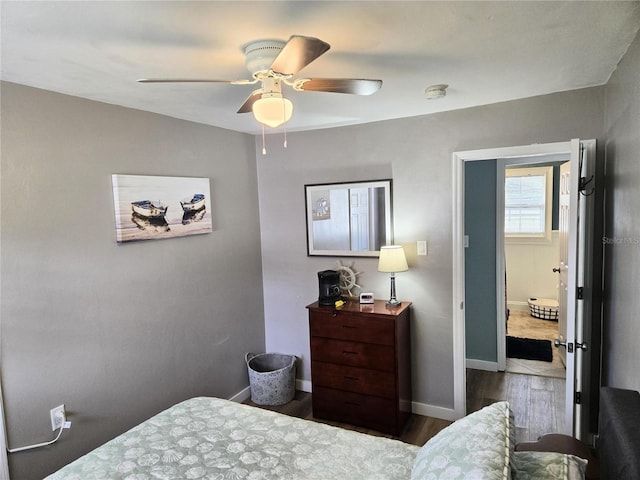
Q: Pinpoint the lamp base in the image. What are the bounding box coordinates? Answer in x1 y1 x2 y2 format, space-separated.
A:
386 274 402 307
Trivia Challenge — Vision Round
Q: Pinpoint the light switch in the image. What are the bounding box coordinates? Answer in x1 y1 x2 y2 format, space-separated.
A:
417 240 427 256
464 235 469 248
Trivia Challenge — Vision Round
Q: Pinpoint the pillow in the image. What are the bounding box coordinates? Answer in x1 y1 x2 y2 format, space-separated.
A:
512 451 587 480
411 401 514 480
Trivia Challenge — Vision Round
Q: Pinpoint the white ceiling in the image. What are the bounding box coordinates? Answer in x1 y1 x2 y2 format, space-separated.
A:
2 1 639 135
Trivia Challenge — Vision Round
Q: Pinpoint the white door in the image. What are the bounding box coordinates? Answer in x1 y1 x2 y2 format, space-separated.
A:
556 139 596 441
556 160 571 366
349 188 370 251
0 380 9 480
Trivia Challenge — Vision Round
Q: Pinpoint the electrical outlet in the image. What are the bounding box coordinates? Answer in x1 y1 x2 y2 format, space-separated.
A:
50 404 65 431
417 240 427 256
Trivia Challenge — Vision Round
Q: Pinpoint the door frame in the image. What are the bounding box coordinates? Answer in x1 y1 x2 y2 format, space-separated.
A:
452 141 575 420
0 381 8 480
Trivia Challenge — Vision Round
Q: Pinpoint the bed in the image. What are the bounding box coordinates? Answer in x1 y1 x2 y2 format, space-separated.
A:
46 396 594 480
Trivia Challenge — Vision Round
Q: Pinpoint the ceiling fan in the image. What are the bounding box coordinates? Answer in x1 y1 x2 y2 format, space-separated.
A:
138 35 383 128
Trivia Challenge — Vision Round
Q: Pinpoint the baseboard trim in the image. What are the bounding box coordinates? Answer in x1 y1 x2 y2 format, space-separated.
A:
465 358 499 372
296 379 312 393
507 301 530 312
411 401 458 421
229 386 251 403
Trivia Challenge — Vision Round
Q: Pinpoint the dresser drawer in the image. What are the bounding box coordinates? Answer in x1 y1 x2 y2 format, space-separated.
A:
312 386 397 434
309 311 395 345
311 361 395 398
310 337 395 371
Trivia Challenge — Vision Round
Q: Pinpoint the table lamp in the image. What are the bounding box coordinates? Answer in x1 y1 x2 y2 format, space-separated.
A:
378 245 408 307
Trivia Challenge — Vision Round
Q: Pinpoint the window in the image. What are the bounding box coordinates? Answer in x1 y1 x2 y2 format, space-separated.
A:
505 166 552 239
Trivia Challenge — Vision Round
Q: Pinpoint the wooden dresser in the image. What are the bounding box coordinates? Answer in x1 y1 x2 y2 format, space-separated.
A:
306 299 412 436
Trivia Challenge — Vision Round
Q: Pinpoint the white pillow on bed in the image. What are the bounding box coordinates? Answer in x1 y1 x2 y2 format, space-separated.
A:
511 451 587 480
411 401 515 480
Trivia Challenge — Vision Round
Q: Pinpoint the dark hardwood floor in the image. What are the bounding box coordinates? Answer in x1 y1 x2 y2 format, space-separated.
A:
467 368 566 443
245 370 565 447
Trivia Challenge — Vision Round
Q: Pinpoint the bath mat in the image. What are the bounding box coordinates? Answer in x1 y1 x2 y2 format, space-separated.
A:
506 336 553 362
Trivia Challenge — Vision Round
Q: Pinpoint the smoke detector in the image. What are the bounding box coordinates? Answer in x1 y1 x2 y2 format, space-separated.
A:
425 84 448 99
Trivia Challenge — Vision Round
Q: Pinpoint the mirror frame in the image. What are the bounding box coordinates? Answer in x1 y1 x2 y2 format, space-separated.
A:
304 179 393 257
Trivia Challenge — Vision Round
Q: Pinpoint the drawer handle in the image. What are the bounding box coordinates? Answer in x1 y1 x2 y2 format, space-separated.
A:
342 351 358 356
344 401 361 407
343 376 360 382
342 325 356 329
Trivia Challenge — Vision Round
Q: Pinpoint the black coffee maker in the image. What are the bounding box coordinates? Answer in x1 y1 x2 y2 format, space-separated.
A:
318 270 341 306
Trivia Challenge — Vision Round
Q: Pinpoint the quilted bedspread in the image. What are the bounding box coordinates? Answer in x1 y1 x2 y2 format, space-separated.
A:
46 396 419 480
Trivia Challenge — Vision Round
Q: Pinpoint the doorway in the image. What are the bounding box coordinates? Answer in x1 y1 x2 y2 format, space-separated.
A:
452 140 598 441
503 161 566 380
461 153 569 375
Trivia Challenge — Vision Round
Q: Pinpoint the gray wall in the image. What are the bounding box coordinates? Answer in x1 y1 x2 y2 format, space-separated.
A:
1 82 265 479
4 67 629 478
602 30 640 391
464 160 497 362
257 86 604 414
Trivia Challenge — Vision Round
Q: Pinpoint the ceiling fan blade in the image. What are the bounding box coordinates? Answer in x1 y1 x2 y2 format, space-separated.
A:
295 78 383 95
237 91 262 114
137 78 253 85
270 35 330 76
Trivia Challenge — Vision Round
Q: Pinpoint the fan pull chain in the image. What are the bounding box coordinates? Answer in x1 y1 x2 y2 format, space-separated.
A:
282 96 288 149
262 124 267 155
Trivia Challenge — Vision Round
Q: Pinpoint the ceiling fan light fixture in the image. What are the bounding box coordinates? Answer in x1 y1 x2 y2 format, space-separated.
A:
138 35 382 134
244 39 286 75
252 93 293 128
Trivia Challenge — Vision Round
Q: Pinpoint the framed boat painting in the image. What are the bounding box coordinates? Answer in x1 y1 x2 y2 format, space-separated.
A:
112 174 212 243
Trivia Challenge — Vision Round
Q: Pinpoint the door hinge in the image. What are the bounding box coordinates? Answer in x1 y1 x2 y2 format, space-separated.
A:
577 287 584 299
575 392 582 404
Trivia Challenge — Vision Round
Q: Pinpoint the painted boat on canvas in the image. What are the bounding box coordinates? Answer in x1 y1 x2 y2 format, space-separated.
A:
182 207 207 225
131 213 170 233
180 194 206 212
131 200 168 218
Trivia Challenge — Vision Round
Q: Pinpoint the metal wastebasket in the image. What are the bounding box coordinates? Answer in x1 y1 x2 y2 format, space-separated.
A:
245 352 296 406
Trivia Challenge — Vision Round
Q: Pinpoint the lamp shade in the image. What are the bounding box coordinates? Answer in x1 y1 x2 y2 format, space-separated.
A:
377 245 408 273
252 94 293 128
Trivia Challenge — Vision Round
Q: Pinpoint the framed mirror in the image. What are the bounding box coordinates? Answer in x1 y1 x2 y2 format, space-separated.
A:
305 179 393 257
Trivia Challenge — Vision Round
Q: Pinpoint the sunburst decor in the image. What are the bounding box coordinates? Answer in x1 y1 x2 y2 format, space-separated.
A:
335 260 362 298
